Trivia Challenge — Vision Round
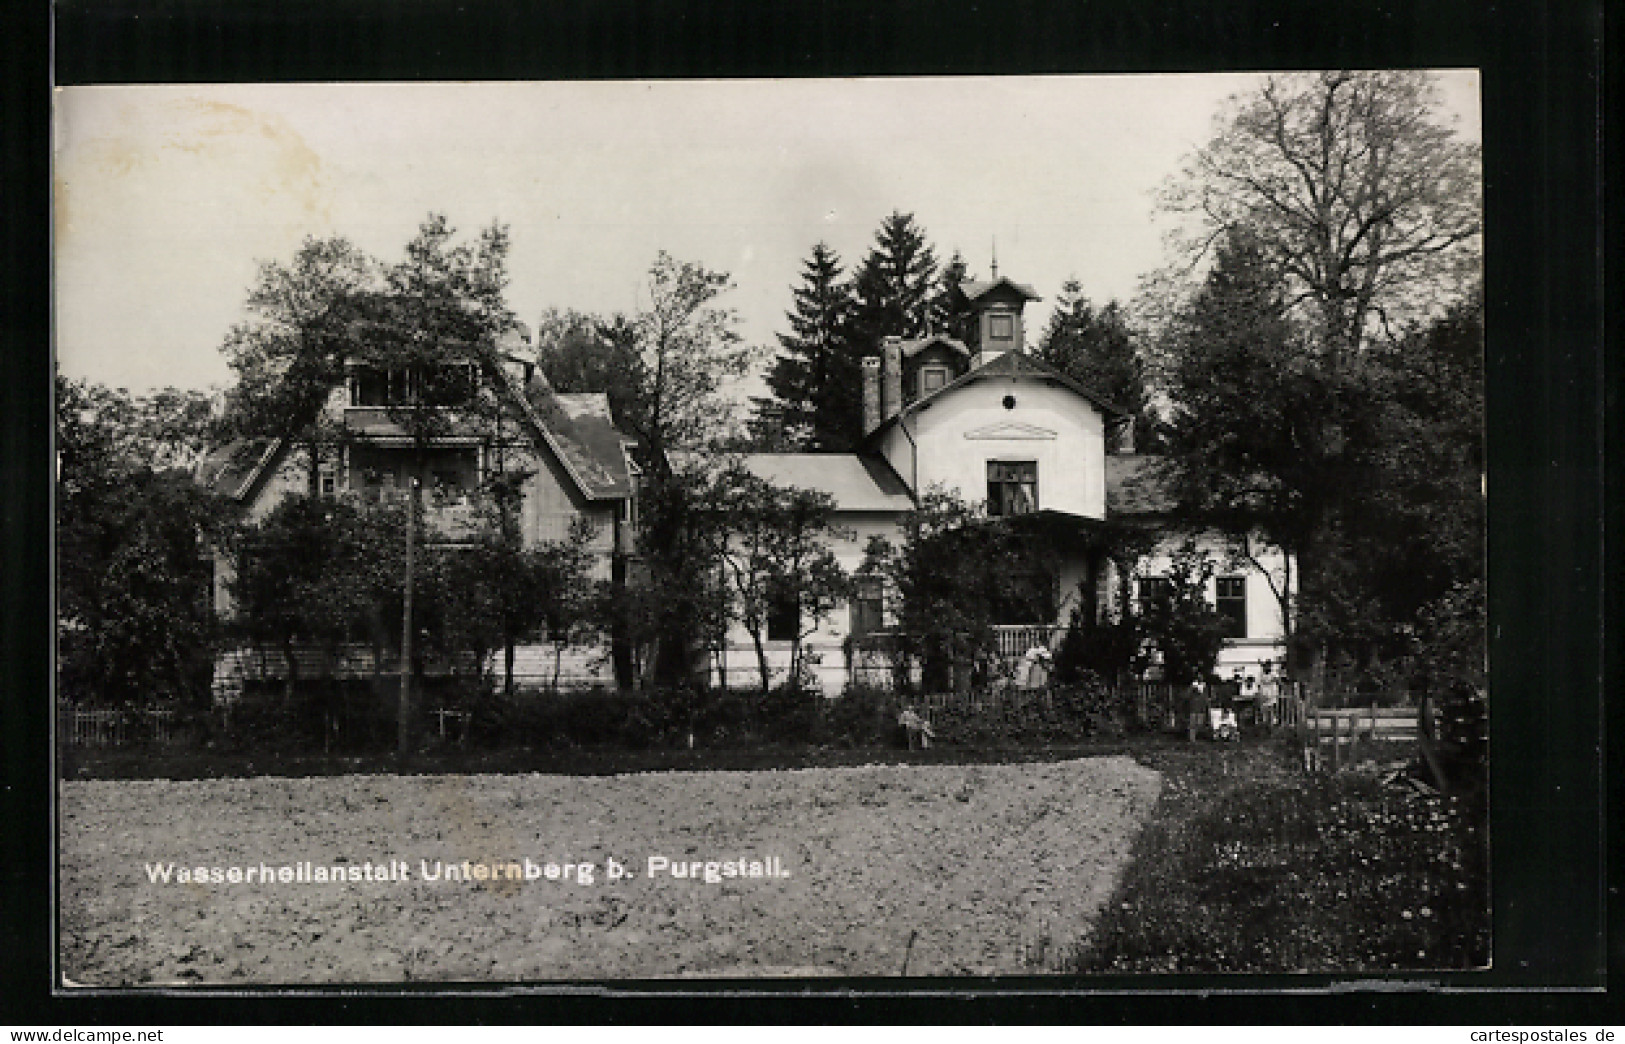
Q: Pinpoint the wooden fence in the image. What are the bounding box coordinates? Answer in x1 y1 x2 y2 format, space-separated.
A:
1300 703 1420 772
62 706 178 748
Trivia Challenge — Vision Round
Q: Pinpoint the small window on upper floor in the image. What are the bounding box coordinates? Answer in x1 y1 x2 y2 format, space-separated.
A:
921 366 949 396
986 460 1037 516
989 314 1015 341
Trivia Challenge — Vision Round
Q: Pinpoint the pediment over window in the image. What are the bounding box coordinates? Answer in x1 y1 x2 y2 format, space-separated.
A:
963 421 1057 441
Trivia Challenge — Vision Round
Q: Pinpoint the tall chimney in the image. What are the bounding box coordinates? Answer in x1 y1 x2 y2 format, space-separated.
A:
862 357 882 434
882 337 903 421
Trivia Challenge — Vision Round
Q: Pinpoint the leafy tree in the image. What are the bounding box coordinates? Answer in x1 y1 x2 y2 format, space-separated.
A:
218 236 374 496
134 387 220 471
851 211 939 347
534 518 599 692
623 252 752 470
1315 292 1486 687
1053 600 1142 687
1035 280 1156 451
1157 228 1484 689
1366 293 1485 607
346 214 519 751
526 257 747 688
1135 540 1230 687
350 214 517 447
705 462 852 693
225 495 385 706
411 474 526 698
1053 521 1160 685
533 309 649 438
861 487 1056 692
757 242 860 450
56 376 228 708
1160 70 1481 355
562 255 748 688
601 457 730 689
1155 229 1383 676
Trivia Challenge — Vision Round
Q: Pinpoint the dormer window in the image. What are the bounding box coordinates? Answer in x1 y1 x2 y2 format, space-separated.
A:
920 366 949 396
989 314 1015 341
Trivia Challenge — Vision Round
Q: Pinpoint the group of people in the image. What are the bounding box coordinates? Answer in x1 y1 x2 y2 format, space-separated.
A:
1234 660 1289 727
1187 660 1293 738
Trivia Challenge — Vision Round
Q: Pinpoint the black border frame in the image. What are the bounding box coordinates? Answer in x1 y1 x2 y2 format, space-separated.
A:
4 0 1613 1025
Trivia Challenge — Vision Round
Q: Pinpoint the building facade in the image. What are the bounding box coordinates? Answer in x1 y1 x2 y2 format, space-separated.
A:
198 328 636 695
200 278 1294 699
709 276 1295 694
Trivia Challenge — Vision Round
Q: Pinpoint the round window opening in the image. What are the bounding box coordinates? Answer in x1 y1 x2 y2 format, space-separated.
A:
1002 395 1017 410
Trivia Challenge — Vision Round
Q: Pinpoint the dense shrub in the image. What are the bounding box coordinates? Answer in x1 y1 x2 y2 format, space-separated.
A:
67 673 1177 765
925 673 1134 747
1053 611 1141 686
822 685 901 748
469 688 667 750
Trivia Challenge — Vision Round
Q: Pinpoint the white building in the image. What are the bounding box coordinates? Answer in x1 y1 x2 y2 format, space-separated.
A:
200 277 1294 698
710 275 1295 694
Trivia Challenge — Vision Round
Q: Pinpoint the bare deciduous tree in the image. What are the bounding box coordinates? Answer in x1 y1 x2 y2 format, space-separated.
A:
1160 71 1481 355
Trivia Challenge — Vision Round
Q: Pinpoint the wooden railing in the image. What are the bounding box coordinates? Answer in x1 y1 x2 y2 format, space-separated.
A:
990 625 1065 658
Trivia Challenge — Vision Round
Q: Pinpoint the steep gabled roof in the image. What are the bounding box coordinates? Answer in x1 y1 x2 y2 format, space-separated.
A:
731 453 915 513
864 349 1128 443
957 277 1041 303
899 334 970 359
499 366 633 501
196 438 283 500
199 365 633 505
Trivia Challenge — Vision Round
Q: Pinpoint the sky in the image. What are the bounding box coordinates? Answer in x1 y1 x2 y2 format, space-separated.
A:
53 74 1480 396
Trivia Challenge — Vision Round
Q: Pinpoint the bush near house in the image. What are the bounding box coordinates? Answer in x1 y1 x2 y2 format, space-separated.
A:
64 674 1170 776
922 677 1136 747
462 684 905 752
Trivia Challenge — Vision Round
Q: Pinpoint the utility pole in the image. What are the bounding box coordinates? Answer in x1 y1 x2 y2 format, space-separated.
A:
398 476 418 758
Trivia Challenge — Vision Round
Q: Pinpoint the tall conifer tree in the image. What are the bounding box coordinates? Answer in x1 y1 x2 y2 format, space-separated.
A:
1036 279 1154 450
929 250 975 341
851 211 939 346
758 243 859 450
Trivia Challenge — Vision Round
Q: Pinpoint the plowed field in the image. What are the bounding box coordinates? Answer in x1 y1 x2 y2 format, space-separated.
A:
60 757 1160 983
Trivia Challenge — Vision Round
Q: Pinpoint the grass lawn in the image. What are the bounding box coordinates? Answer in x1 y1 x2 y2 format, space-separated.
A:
1074 738 1489 973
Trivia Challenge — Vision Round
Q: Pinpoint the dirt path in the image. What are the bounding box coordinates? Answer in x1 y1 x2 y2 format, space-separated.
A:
60 756 1161 983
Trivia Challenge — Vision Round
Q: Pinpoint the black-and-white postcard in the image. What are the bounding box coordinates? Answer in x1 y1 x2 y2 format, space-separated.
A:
52 70 1500 988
